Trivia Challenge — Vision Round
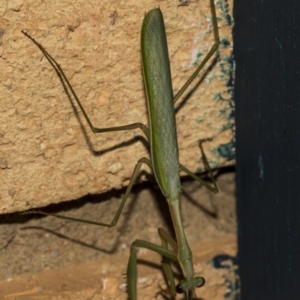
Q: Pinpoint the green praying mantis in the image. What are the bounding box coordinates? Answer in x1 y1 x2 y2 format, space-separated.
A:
22 0 220 299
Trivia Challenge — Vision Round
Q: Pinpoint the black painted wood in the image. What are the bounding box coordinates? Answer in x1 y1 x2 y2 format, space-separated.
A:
234 0 300 299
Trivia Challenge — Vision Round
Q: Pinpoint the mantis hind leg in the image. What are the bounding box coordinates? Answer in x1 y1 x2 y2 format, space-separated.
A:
22 30 149 137
174 0 220 104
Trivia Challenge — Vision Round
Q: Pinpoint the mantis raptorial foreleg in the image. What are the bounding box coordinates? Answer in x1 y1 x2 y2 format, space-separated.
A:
22 0 220 298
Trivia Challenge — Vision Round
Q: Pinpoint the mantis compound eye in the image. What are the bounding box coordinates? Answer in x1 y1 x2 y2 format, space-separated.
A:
196 277 206 288
175 283 185 294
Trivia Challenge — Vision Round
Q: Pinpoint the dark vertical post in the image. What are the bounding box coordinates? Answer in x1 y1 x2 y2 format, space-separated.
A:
234 0 300 299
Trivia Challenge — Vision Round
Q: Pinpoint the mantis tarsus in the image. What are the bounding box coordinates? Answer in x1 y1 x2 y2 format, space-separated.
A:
22 0 220 298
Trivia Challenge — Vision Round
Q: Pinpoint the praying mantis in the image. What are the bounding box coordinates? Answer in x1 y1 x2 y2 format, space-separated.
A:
22 0 220 298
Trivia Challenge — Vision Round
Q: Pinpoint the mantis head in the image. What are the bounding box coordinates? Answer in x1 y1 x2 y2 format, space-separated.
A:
175 276 205 299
